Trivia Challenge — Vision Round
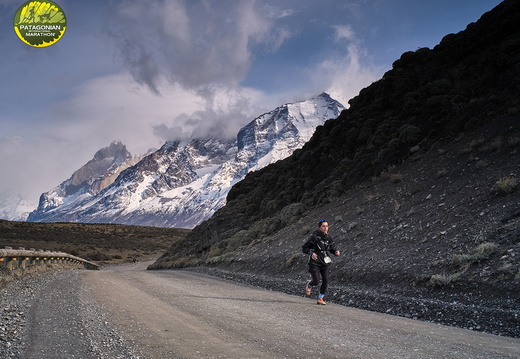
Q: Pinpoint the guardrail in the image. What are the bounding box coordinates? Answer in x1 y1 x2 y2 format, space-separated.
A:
0 247 99 270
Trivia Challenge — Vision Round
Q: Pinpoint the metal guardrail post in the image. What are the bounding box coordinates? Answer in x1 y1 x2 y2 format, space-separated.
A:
0 247 99 270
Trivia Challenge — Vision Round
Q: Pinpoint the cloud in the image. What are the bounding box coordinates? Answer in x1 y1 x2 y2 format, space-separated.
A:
311 24 385 106
105 0 273 96
43 74 205 153
0 71 261 205
333 24 356 42
0 133 84 203
0 73 205 203
42 72 266 152
266 27 292 53
153 86 266 141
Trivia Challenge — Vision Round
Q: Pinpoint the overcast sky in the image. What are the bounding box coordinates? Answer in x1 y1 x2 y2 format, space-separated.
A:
0 0 503 208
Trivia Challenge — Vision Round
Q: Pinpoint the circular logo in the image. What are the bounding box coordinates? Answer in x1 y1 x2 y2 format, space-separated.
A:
13 1 67 47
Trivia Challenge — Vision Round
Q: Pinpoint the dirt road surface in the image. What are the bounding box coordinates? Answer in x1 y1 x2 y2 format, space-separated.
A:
81 260 520 359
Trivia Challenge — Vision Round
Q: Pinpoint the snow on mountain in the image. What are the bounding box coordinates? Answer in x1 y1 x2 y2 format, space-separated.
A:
27 93 345 228
0 193 35 221
28 141 141 222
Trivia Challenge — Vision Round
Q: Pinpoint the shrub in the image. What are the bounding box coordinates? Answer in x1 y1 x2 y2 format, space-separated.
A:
84 251 111 261
483 136 502 152
206 247 223 259
389 173 403 183
285 253 301 267
279 203 305 224
301 225 311 235
494 176 518 194
475 159 490 169
508 135 519 147
429 272 463 287
460 137 485 153
390 198 401 212
437 168 447 177
206 252 234 265
169 256 197 268
226 232 253 252
452 242 499 267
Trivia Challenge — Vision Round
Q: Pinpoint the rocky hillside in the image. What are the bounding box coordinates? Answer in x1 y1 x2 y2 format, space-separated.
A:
150 0 520 338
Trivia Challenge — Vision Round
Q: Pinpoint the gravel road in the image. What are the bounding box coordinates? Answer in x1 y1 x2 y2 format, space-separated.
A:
0 268 138 359
1 261 520 358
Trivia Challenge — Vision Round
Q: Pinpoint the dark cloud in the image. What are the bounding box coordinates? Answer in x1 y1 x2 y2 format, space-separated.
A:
105 0 273 97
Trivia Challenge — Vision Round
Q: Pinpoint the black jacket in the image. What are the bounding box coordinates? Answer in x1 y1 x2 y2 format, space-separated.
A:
302 230 338 266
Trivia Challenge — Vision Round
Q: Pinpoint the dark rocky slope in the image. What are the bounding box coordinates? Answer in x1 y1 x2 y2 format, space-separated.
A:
150 0 520 337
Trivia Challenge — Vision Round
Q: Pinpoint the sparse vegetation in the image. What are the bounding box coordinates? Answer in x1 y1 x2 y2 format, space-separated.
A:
437 168 447 177
389 173 403 183
206 246 223 260
206 252 234 265
0 220 190 265
391 198 401 212
508 135 519 147
285 253 301 267
475 159 490 169
452 242 500 268
482 136 503 152
429 272 463 287
301 225 311 235
494 176 518 194
460 137 485 153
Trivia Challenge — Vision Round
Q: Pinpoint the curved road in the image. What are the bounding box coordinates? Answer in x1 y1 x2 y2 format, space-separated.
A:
80 260 520 358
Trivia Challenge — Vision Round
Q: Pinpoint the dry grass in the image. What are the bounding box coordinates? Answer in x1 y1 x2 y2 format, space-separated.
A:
389 173 404 183
430 242 501 287
460 137 485 153
494 176 518 195
0 263 83 289
429 272 463 287
285 253 301 267
452 242 500 267
0 220 190 265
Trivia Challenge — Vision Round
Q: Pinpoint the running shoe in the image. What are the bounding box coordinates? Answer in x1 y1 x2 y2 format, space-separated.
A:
305 280 312 295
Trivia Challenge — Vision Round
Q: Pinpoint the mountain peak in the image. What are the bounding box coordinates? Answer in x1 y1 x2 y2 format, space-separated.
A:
28 141 140 221
27 94 345 227
93 141 131 163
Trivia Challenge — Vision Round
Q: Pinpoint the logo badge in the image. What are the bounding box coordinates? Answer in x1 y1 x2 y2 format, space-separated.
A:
13 1 67 47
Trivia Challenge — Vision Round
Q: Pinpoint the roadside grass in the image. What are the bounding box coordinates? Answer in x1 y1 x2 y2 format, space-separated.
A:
0 263 84 289
430 242 500 288
494 176 518 195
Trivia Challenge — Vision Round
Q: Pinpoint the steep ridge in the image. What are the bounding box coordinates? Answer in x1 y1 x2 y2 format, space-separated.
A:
28 141 140 222
27 93 344 228
150 0 520 337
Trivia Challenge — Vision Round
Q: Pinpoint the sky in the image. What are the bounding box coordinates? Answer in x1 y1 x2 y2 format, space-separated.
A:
0 0 503 210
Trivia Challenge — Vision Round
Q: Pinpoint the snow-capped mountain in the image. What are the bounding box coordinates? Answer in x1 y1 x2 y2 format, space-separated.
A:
0 193 35 221
28 93 345 228
28 141 142 221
